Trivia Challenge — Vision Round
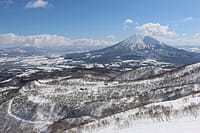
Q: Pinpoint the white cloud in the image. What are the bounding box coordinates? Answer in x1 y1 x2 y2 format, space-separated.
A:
72 38 113 46
25 0 48 8
123 19 134 30
157 32 200 45
163 38 200 45
136 23 175 37
135 23 200 45
0 33 113 48
123 19 133 24
183 17 193 21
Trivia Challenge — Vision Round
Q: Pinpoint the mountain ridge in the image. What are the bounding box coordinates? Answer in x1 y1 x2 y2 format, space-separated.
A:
65 34 200 66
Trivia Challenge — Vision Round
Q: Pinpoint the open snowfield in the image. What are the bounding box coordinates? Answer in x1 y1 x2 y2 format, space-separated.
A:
65 93 200 133
94 116 200 133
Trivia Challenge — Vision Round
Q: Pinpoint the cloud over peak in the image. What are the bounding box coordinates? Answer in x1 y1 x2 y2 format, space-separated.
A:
25 0 48 9
136 23 175 37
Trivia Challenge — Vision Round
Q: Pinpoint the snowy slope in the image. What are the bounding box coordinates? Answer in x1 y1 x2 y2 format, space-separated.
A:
114 66 171 81
1 61 200 133
93 117 200 133
68 94 200 133
65 34 200 66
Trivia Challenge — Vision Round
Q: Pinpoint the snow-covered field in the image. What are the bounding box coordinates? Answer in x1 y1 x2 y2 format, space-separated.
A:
94 116 200 133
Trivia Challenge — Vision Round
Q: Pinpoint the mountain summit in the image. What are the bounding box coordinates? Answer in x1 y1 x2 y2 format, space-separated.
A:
114 34 162 50
65 34 200 66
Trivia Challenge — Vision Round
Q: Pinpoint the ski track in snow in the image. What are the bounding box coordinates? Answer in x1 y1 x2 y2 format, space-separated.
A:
7 99 52 125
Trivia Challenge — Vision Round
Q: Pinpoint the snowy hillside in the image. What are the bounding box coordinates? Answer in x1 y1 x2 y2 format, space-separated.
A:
0 62 200 132
1 35 200 133
113 66 171 81
71 94 200 133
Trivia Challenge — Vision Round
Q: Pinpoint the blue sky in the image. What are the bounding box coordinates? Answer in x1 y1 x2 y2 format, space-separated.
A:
0 0 200 47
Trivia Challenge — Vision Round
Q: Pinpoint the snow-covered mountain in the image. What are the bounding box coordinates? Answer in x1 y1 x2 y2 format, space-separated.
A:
65 34 200 66
1 34 200 133
1 61 200 132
